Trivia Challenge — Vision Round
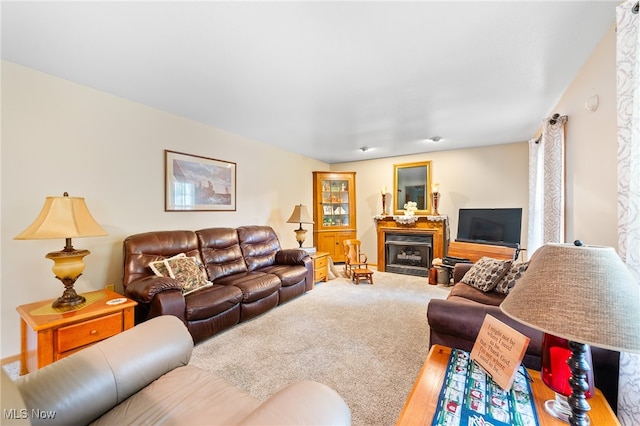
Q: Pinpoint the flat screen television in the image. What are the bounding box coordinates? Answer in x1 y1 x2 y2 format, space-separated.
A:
456 208 522 248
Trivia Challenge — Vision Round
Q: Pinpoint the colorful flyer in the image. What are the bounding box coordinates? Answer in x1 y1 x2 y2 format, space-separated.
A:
431 348 539 426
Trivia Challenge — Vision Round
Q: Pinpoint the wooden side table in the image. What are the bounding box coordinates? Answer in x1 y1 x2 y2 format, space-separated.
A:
16 289 137 375
396 345 620 426
311 252 329 283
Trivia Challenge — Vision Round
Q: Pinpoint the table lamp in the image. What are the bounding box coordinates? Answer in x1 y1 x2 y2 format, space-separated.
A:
540 333 595 422
15 193 108 308
286 204 314 248
500 242 640 426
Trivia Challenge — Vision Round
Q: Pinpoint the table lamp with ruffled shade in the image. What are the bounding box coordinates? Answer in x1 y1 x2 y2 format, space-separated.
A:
15 193 108 308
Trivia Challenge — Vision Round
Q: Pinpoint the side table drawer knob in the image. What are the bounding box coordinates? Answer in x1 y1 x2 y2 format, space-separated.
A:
90 330 98 335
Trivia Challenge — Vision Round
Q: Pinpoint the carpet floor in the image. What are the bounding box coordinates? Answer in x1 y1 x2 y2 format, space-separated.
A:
189 270 451 426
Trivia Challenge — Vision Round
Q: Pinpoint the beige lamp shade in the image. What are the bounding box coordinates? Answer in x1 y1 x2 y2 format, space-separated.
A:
500 243 640 354
15 193 108 240
15 193 107 308
286 204 314 225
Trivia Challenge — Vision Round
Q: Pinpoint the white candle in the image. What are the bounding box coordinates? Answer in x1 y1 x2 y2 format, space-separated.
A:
432 183 440 193
380 186 387 195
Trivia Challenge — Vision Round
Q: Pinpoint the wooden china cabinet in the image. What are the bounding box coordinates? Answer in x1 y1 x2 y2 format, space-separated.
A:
312 171 356 263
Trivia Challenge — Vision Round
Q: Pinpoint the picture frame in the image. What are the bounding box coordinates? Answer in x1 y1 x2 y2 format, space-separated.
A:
165 150 236 211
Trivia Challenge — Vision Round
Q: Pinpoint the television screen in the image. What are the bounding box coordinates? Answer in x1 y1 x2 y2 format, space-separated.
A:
456 208 522 248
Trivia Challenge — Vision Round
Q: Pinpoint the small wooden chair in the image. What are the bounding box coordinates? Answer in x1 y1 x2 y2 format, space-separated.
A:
343 239 368 278
352 268 374 285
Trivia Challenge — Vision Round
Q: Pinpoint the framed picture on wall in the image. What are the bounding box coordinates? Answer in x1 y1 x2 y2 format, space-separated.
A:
165 150 236 211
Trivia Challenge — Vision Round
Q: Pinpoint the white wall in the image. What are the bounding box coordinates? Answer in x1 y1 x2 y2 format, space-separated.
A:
0 61 327 359
332 143 530 265
552 24 618 249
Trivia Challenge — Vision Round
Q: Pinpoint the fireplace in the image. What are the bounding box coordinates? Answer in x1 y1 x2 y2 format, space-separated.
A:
375 215 449 275
385 233 433 277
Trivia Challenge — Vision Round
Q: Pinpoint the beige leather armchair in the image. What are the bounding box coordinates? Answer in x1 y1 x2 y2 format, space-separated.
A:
2 316 351 426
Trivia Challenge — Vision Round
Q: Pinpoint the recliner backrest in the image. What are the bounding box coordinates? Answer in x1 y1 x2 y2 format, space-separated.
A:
122 230 202 288
196 228 248 280
237 226 281 271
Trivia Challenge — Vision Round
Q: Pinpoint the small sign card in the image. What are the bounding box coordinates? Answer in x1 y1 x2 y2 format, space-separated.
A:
470 314 530 390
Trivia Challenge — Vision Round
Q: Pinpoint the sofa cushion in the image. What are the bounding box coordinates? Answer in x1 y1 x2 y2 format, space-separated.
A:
258 264 308 286
92 366 261 426
495 261 530 294
461 257 512 292
448 282 506 306
185 284 244 321
197 228 249 280
215 272 281 302
165 255 213 295
237 226 281 271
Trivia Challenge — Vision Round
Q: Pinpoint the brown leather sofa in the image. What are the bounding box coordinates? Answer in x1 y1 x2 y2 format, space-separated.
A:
123 225 313 343
427 262 621 412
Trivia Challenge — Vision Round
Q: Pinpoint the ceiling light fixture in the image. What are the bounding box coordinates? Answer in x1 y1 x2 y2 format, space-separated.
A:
360 146 369 152
426 136 443 143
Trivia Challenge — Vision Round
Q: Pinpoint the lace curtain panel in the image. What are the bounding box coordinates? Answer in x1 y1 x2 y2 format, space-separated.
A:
527 115 566 254
616 1 640 424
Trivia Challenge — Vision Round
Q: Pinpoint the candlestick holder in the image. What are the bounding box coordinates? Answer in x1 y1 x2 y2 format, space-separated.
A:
381 194 387 215
432 192 440 215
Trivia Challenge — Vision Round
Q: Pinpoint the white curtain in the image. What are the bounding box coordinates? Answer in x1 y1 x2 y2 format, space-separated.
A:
528 115 567 254
616 1 640 424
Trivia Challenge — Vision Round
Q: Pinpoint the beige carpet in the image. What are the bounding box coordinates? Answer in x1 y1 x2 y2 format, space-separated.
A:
189 271 451 426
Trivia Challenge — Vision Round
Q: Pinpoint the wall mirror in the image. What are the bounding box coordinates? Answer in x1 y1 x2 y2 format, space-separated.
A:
393 161 432 214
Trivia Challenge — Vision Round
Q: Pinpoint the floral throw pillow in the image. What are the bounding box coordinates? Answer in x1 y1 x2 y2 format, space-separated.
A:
495 261 530 294
149 253 186 277
164 256 212 295
461 257 513 292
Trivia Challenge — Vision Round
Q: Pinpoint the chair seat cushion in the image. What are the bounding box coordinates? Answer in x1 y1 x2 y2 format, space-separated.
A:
185 284 243 321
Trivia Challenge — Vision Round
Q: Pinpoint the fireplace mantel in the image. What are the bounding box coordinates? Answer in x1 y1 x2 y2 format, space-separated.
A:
375 215 449 272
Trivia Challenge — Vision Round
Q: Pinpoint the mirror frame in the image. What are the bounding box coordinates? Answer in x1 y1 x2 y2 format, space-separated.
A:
393 161 433 215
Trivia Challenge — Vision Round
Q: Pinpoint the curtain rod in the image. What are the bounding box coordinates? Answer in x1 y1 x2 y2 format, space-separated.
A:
534 113 567 143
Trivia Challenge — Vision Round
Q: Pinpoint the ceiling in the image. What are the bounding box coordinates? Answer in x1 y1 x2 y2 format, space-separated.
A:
1 1 618 164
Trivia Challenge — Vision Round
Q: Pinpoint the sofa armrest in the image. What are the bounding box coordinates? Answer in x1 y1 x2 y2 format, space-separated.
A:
275 249 309 265
15 316 193 426
426 298 543 368
124 275 183 303
452 263 473 283
239 381 351 426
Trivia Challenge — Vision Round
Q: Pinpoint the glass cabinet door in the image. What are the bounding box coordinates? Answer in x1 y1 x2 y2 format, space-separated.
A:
320 179 350 228
312 171 356 262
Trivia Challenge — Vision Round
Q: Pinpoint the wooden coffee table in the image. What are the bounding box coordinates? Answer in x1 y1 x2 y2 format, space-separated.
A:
396 344 620 425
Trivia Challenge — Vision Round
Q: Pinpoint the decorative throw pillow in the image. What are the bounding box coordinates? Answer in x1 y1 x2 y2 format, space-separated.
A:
495 261 530 294
461 257 513 292
164 256 212 295
149 253 186 277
